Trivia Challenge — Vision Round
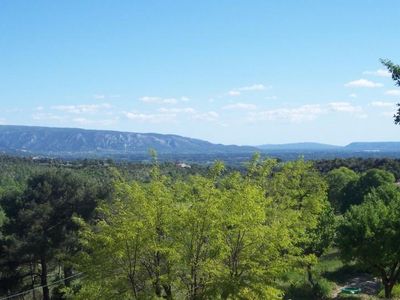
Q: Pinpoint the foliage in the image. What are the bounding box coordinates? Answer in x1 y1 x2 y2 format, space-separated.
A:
326 167 359 213
1 154 398 299
381 59 400 125
75 158 328 299
337 184 400 298
0 169 105 299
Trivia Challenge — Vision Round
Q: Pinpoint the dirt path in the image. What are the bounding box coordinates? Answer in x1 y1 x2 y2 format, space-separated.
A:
332 273 380 298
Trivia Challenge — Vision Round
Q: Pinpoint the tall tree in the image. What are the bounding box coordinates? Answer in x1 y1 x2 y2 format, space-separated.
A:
326 167 359 213
381 59 400 124
337 184 400 298
1 170 100 300
341 168 395 211
76 165 178 299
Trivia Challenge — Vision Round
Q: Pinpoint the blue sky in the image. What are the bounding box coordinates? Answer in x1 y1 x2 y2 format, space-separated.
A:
1 1 400 145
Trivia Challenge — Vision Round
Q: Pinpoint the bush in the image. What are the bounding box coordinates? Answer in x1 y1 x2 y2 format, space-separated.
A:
312 278 334 299
284 279 334 300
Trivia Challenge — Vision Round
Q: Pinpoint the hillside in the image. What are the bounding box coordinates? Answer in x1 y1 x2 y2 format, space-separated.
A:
257 142 342 151
345 142 400 152
0 125 256 156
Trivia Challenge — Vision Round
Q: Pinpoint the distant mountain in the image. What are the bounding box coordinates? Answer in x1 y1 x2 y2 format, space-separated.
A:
0 125 256 156
345 142 400 152
257 142 342 151
1 125 400 161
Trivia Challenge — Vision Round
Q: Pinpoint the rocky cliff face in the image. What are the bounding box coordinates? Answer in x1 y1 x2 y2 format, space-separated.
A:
0 125 256 155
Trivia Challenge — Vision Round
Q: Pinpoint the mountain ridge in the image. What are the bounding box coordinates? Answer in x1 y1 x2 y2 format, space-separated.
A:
0 125 256 155
0 125 400 159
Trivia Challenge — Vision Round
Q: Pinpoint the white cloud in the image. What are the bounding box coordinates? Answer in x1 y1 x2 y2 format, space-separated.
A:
93 94 121 100
0 118 6 125
385 89 400 96
344 79 383 88
52 103 112 114
363 69 391 78
140 96 188 104
349 93 357 98
35 106 44 111
328 102 367 118
72 117 118 126
124 111 176 123
381 111 396 117
238 84 267 91
248 104 324 123
193 111 219 122
228 90 241 96
181 96 190 102
328 102 362 113
370 101 396 108
228 84 268 96
32 113 66 121
248 102 368 123
222 102 257 110
158 107 196 114
139 96 178 104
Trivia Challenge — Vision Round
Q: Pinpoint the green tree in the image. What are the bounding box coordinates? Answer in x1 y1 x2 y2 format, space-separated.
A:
341 168 395 211
326 167 359 213
381 59 400 124
302 203 336 296
173 163 226 299
337 184 400 298
77 165 178 299
75 158 330 300
1 170 101 300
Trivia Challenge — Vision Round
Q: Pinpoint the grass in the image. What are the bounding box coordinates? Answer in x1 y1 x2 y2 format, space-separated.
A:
281 248 392 300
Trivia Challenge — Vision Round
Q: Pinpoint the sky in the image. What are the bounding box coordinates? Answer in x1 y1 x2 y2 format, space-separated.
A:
1 0 400 146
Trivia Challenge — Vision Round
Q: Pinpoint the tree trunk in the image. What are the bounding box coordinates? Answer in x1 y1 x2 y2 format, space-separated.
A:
384 282 394 299
40 255 50 300
30 261 37 300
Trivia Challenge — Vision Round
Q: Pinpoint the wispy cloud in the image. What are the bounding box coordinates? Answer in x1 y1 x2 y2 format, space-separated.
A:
72 117 118 126
248 104 324 123
248 102 367 123
228 90 241 96
222 102 257 110
328 102 362 113
363 69 391 78
140 96 189 104
32 112 66 121
370 101 396 107
139 96 178 104
158 107 196 114
192 111 219 122
344 79 383 88
93 94 121 100
52 103 112 114
349 93 357 98
124 111 176 123
328 102 367 118
385 89 400 96
228 84 268 96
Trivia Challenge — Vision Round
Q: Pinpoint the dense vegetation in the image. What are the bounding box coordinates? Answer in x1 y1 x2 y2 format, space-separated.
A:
1 154 400 299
